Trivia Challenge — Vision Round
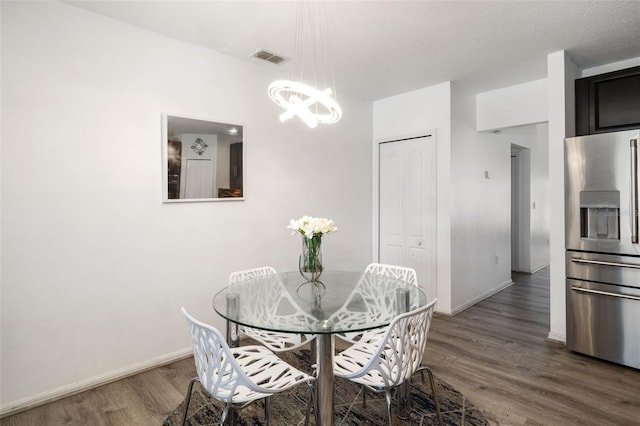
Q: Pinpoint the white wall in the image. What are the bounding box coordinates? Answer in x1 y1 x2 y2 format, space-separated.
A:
547 50 579 343
503 123 550 273
475 81 551 275
450 84 513 313
372 81 522 315
476 79 548 131
372 82 452 313
0 1 372 412
529 123 551 272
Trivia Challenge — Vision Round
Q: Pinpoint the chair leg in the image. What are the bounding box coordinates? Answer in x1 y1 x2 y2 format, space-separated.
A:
221 403 232 426
423 366 443 426
384 389 393 426
304 382 315 426
264 396 271 426
181 377 200 426
362 385 367 408
310 339 316 364
396 381 411 420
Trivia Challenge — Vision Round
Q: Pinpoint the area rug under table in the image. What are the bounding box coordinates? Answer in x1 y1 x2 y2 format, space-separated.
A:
163 349 489 426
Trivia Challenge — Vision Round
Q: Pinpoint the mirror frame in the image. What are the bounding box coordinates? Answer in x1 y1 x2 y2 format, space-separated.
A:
161 113 245 203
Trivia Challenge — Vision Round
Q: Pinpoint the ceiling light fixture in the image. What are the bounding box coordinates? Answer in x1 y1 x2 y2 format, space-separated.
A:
267 0 342 128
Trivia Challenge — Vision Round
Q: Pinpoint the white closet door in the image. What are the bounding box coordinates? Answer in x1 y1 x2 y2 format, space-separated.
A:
379 135 437 302
185 159 213 198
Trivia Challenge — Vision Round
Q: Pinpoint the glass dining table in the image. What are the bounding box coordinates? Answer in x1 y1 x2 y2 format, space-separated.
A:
212 269 427 426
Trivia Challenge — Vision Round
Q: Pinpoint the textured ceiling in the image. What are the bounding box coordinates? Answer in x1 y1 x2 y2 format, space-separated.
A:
66 0 640 100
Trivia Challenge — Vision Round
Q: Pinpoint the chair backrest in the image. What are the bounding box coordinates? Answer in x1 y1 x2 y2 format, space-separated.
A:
365 263 418 287
328 265 423 341
227 268 317 332
329 271 415 328
229 266 277 284
357 298 437 388
181 307 257 402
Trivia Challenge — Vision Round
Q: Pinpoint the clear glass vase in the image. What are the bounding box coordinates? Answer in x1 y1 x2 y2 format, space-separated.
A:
299 234 323 280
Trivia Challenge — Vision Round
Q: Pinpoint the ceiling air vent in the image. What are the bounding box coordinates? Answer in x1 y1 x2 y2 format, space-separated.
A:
252 49 286 65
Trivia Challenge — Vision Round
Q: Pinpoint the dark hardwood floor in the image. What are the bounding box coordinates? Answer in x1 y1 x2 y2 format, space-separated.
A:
2 267 639 425
426 268 639 426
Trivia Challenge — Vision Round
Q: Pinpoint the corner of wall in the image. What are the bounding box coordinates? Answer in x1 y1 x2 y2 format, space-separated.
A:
547 50 579 342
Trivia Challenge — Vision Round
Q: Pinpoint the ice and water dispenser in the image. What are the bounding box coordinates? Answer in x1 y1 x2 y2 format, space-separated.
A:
580 191 620 240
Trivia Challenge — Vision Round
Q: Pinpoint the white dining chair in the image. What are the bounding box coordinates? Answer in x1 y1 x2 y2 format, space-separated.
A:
228 266 315 351
364 262 432 384
180 307 314 426
335 263 420 344
364 262 419 287
332 299 443 426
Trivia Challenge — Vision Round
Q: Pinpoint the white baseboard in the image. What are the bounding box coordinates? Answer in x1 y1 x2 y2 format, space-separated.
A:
513 261 550 274
0 347 193 418
529 261 550 274
546 331 566 344
450 279 514 315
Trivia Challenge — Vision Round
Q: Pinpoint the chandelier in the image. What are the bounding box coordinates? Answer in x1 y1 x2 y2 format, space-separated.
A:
268 1 342 128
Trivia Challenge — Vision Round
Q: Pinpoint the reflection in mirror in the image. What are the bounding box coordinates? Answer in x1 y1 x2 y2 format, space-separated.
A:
162 114 244 202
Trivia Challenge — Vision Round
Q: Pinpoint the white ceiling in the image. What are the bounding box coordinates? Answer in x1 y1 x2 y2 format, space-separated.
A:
65 0 640 100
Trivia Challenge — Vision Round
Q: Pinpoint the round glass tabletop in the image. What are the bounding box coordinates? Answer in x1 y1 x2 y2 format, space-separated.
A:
212 270 426 334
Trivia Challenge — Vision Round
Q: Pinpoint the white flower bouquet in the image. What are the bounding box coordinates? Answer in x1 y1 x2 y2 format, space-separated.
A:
287 216 337 276
287 215 338 238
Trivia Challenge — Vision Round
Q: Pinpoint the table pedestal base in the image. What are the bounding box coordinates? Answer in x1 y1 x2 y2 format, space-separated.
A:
314 334 334 426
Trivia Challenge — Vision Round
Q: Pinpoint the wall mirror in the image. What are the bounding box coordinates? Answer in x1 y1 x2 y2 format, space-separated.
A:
162 114 244 202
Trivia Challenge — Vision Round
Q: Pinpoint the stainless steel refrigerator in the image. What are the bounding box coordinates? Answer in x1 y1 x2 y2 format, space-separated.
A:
565 129 640 369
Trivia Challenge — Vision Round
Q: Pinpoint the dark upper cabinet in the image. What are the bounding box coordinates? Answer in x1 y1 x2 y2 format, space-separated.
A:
575 66 640 136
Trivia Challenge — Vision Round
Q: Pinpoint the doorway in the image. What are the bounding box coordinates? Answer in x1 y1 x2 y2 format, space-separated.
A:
511 144 531 272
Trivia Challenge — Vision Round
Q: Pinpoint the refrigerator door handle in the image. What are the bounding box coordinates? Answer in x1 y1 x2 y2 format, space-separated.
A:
571 257 640 269
631 139 638 244
571 286 640 302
